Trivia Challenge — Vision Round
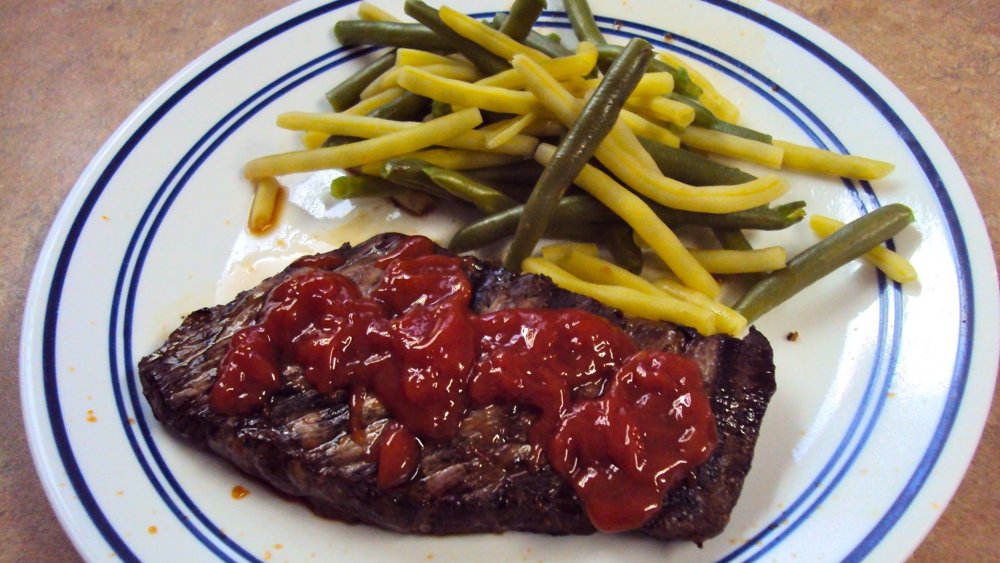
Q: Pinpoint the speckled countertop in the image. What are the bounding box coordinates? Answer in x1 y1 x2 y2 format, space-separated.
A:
1 1 997 561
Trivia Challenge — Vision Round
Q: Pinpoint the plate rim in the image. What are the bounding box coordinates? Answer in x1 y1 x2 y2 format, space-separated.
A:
20 0 999 561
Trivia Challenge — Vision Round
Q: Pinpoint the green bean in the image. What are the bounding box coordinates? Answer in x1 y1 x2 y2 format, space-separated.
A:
656 200 806 231
547 221 626 243
596 44 702 98
379 159 452 199
431 100 453 118
333 21 448 51
638 137 756 186
404 0 510 75
710 120 773 144
607 224 643 274
449 194 806 252
465 161 545 187
330 175 436 215
424 166 520 214
322 135 363 148
667 93 717 128
330 175 405 199
733 204 915 323
713 228 754 251
324 51 396 111
499 0 547 42
492 14 573 57
366 91 431 121
504 38 653 271
564 0 606 44
449 195 616 252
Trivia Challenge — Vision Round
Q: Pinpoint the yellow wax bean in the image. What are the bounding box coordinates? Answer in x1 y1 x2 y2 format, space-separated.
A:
523 258 716 334
775 140 895 180
535 143 720 298
244 108 483 178
358 1 399 22
398 66 544 114
653 278 747 335
687 247 788 274
439 6 549 63
275 112 537 156
681 126 785 168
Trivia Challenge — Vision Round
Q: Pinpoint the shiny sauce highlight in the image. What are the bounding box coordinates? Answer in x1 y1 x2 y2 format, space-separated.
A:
209 236 717 531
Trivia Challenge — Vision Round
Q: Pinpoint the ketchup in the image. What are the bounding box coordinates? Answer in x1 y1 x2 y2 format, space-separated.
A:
209 236 717 531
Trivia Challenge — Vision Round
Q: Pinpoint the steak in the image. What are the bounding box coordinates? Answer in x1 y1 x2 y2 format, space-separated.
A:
139 232 776 544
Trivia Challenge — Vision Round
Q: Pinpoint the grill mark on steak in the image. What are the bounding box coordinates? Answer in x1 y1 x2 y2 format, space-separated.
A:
139 232 776 544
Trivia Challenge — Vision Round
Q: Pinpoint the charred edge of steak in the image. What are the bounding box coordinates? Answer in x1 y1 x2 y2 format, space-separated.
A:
138 232 776 542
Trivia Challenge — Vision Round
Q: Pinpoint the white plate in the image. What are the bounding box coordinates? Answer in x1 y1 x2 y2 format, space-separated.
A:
20 1 999 561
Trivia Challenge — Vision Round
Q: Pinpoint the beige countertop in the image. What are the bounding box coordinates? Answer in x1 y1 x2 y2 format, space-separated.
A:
1 1 997 560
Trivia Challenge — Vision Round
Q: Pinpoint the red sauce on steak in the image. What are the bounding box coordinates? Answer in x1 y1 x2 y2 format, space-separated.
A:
209 236 717 531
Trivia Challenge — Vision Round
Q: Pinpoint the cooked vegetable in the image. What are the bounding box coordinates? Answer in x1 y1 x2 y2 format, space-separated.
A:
657 51 739 122
620 110 681 148
395 48 466 68
325 50 396 111
464 160 546 186
625 95 696 127
564 0 607 45
504 38 653 271
376 159 454 199
366 91 431 120
358 2 400 22
365 63 481 99
439 6 549 62
342 87 406 116
775 140 895 180
734 204 915 322
424 165 520 213
334 21 447 51
596 44 702 98
330 174 405 199
492 13 574 58
638 137 755 185
475 41 598 89
535 143 720 298
606 224 644 274
248 177 281 232
449 195 615 252
809 214 918 283
498 0 547 42
275 112 538 156
398 66 545 114
581 72 674 97
523 258 716 334
244 107 483 178
516 50 786 213
403 0 510 74
679 126 784 168
653 278 747 335
688 247 787 274
359 148 522 174
485 113 536 149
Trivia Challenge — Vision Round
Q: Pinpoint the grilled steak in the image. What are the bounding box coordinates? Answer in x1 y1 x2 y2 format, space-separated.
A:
139 232 775 544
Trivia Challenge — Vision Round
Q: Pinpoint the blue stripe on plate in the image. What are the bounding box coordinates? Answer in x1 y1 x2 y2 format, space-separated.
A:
38 1 973 561
42 1 358 560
